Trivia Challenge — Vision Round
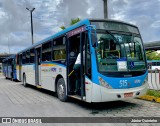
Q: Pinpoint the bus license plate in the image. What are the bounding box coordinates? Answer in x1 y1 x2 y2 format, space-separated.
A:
124 92 133 98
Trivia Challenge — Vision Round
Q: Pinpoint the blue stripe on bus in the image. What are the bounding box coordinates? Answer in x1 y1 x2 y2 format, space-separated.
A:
22 62 66 68
41 61 66 68
97 71 148 89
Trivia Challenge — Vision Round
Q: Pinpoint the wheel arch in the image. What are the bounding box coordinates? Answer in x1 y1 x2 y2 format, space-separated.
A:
55 74 64 92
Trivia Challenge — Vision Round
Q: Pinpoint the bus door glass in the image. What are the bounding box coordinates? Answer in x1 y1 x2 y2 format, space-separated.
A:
35 46 42 86
67 26 88 99
80 32 90 98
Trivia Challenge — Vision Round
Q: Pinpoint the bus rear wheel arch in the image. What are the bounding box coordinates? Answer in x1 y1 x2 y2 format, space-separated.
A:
57 78 68 102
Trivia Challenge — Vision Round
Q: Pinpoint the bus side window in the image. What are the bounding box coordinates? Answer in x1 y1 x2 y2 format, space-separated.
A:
52 37 66 61
30 48 35 63
26 50 30 64
42 41 52 61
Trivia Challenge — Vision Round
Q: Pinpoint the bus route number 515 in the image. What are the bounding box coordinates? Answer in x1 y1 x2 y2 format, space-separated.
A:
119 80 128 87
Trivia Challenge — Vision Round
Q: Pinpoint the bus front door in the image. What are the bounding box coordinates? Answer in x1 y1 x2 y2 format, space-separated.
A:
67 31 87 100
35 47 41 86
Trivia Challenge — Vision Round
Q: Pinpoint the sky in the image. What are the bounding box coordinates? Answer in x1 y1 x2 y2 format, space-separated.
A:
0 0 160 54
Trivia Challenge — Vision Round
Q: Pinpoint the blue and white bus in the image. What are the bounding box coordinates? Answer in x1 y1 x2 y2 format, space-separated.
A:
2 54 17 81
16 19 148 102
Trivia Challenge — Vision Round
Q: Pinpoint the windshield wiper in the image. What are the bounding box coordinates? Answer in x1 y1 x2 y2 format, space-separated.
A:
105 30 119 44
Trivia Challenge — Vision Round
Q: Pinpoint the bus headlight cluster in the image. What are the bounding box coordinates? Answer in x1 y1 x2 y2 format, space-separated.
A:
98 76 112 89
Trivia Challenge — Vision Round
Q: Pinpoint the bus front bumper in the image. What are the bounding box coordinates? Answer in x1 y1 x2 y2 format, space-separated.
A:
91 82 148 102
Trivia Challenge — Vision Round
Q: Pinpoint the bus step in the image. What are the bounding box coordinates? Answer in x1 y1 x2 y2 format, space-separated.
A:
68 95 82 100
36 85 42 88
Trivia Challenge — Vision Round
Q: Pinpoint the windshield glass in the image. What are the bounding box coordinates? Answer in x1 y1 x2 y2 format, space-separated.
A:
96 32 146 73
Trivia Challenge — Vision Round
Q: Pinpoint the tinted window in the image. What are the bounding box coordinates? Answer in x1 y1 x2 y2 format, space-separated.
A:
30 49 35 63
52 37 66 60
42 41 52 61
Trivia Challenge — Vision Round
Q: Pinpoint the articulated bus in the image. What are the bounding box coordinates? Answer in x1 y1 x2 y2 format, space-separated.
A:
2 54 17 81
16 19 148 102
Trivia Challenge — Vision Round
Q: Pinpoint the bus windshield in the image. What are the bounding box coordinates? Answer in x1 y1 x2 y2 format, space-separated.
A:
96 31 146 73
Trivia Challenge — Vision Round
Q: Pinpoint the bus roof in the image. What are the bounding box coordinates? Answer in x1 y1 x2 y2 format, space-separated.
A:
17 18 138 54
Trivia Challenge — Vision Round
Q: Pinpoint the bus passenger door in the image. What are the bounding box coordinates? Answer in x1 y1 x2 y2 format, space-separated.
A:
66 29 87 100
35 46 41 86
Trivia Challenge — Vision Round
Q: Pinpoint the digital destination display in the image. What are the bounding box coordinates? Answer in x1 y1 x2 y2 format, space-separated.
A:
91 21 139 34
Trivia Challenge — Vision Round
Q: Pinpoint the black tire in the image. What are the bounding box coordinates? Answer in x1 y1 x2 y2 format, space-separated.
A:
57 78 68 102
23 74 27 87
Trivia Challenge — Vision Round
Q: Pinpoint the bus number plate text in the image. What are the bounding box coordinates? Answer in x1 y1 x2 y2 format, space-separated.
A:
124 92 133 98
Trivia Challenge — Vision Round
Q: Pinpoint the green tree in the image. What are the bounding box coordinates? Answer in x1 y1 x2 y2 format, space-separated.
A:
60 18 81 30
146 51 160 60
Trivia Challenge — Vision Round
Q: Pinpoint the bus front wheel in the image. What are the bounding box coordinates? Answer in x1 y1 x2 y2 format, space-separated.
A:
23 74 27 87
57 78 68 102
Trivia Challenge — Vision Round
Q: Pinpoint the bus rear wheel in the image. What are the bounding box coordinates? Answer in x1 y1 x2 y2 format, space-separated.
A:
23 74 27 87
57 78 68 102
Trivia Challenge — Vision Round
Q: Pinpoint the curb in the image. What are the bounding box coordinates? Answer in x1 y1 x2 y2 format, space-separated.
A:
138 95 160 103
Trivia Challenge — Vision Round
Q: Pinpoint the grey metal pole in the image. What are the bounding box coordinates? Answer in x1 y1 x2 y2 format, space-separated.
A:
103 0 108 19
8 36 10 54
26 8 35 45
30 11 34 45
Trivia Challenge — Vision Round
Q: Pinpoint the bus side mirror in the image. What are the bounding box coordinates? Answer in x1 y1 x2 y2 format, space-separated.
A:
91 32 97 47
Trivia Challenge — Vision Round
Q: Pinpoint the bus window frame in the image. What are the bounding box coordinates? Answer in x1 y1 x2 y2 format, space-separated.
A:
52 35 66 61
22 52 26 64
26 50 30 64
30 48 35 64
42 41 52 62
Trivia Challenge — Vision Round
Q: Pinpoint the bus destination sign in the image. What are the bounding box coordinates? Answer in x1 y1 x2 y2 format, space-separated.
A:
67 26 86 38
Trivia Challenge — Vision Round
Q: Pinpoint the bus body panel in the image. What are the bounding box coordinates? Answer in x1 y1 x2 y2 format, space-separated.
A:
40 62 66 91
22 65 28 80
25 64 35 85
16 65 22 81
91 81 148 102
16 66 20 80
91 82 102 102
100 82 148 102
85 77 92 103
98 72 148 89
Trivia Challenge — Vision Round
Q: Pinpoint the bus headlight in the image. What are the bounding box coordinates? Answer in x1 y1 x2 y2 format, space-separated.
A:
98 76 112 89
